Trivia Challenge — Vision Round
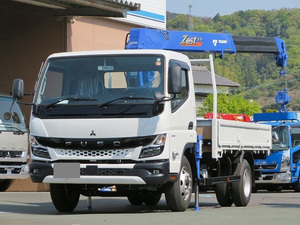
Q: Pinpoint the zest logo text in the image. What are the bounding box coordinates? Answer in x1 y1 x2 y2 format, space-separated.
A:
180 35 203 46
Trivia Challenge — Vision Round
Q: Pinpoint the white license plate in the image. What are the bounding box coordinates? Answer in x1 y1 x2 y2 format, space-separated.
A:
53 163 80 178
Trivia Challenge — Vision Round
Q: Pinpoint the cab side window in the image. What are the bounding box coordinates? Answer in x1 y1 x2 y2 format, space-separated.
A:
292 127 300 147
171 69 188 112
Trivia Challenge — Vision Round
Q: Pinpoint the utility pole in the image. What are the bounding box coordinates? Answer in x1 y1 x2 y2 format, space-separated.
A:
188 3 193 31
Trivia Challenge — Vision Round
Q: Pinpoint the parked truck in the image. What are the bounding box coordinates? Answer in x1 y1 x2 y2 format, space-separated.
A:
0 93 29 191
253 88 300 192
13 28 288 212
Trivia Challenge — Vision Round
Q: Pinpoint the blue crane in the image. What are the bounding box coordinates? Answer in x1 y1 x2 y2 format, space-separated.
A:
126 28 289 111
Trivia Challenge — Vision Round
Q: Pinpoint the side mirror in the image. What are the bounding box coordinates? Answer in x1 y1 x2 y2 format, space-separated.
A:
12 79 24 100
272 131 279 143
168 63 182 94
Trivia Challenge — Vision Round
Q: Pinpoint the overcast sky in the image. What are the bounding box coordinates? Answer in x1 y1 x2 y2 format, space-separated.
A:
166 0 300 18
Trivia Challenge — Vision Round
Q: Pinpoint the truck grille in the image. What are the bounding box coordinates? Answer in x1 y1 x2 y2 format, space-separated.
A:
55 149 133 159
254 164 277 170
81 168 131 176
0 150 24 158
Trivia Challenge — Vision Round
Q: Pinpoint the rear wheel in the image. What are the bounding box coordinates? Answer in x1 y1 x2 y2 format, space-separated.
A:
215 183 233 207
0 179 12 192
232 160 252 206
165 156 193 212
50 184 80 212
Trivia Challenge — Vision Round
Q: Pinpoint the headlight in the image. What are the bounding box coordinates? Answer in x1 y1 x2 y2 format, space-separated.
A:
280 154 290 172
139 134 166 159
274 172 291 183
30 136 51 159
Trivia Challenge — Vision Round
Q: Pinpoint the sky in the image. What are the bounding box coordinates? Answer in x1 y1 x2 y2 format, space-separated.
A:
166 0 300 18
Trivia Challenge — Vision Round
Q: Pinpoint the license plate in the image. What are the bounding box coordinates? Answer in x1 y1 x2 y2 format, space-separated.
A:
53 163 80 178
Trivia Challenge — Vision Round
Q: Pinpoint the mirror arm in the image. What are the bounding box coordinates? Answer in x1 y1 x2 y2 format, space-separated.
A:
154 92 176 102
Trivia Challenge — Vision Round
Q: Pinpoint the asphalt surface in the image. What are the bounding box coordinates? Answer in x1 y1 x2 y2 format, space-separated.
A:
0 190 299 225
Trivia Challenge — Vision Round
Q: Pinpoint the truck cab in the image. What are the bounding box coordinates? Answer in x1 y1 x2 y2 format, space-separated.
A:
253 112 300 191
0 95 29 191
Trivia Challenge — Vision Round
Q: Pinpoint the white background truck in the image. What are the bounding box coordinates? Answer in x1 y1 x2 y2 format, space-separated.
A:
0 94 29 191
12 28 284 212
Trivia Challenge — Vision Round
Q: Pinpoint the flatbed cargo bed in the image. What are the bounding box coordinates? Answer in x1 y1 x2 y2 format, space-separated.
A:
197 118 272 158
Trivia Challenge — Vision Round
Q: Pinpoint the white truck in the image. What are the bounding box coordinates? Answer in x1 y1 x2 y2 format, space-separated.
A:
0 94 29 191
12 28 285 212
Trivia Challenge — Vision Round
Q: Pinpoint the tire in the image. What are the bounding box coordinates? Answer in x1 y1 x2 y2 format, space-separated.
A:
0 179 12 192
50 184 80 212
266 185 275 192
215 183 233 207
293 177 300 192
127 193 144 205
232 159 252 207
143 191 162 206
165 156 193 212
252 186 258 193
274 185 283 192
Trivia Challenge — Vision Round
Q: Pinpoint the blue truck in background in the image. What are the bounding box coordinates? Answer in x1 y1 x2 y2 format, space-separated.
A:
253 94 300 192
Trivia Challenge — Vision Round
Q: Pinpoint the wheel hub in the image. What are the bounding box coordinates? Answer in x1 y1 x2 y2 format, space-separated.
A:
179 166 192 201
243 168 251 198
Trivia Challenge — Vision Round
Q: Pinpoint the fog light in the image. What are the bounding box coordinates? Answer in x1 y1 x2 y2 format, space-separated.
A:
152 169 160 174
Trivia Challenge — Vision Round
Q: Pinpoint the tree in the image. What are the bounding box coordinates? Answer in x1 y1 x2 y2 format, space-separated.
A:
197 93 261 116
166 9 300 110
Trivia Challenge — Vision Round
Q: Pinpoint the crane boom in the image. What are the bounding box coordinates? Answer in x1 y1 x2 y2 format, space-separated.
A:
126 28 288 68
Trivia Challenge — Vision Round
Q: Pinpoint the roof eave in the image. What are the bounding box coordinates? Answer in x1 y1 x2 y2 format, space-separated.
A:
13 0 140 17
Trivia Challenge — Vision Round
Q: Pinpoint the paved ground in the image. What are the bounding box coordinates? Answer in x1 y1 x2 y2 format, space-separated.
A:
0 190 299 225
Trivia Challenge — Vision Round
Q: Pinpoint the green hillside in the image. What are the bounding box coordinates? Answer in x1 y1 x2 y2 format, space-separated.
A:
167 9 300 111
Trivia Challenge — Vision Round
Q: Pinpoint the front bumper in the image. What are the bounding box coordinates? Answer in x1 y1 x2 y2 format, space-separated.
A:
30 160 170 185
255 171 291 184
0 164 30 179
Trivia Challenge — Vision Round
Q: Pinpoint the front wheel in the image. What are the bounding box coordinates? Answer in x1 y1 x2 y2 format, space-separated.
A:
50 184 80 212
127 192 144 205
293 177 300 192
0 179 12 192
143 191 162 206
165 156 193 212
232 159 252 206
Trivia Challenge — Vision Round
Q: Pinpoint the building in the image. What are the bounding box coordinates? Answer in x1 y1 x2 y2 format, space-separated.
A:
192 66 240 108
1 0 166 119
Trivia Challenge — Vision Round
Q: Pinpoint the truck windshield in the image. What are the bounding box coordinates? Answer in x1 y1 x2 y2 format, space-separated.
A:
272 126 289 151
35 55 164 108
0 96 27 132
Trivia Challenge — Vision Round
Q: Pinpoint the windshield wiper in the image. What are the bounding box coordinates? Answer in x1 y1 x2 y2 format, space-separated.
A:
0 123 26 133
99 96 154 109
44 97 98 110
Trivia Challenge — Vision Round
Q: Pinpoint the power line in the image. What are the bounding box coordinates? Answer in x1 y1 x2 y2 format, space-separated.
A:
230 78 300 91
